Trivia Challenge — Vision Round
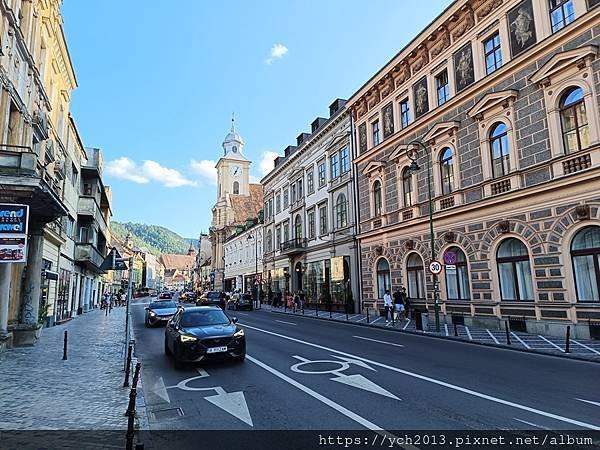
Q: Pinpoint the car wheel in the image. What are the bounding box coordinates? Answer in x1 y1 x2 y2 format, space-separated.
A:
173 344 184 369
144 317 149 327
164 336 172 356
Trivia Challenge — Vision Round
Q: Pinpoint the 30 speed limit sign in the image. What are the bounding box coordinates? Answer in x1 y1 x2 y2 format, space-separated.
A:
429 260 443 275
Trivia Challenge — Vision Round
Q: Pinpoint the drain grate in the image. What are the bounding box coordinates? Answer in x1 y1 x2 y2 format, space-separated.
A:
151 407 184 420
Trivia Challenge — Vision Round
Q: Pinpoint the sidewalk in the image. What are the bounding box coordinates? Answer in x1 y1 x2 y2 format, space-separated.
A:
0 307 143 430
264 305 600 363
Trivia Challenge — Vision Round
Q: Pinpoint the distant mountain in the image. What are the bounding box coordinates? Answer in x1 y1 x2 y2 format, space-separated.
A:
111 221 198 256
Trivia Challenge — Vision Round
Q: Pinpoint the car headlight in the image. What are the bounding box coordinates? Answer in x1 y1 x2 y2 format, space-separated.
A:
233 328 244 338
149 311 156 317
180 334 197 342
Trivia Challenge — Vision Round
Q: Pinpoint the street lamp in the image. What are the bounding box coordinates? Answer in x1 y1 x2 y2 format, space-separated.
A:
247 232 261 309
406 139 440 333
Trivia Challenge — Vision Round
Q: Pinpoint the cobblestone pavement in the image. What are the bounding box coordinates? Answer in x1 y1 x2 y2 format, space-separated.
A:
265 305 600 361
0 307 140 430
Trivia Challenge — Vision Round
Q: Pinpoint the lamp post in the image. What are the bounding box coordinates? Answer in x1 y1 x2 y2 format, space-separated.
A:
247 231 261 309
406 139 441 333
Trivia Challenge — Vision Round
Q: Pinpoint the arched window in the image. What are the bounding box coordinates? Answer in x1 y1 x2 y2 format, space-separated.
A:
402 167 413 207
440 147 454 195
335 194 348 228
376 258 391 299
373 180 382 217
407 253 425 301
233 181 240 194
560 87 589 153
444 247 470 301
294 214 303 241
490 122 510 178
571 226 600 302
266 230 273 252
497 238 534 301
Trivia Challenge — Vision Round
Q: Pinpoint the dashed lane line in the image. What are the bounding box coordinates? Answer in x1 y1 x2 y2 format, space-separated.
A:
240 322 600 431
576 398 600 407
353 336 404 347
275 320 297 326
513 418 551 430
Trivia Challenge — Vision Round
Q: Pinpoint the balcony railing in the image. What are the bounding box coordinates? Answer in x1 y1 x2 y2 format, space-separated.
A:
0 145 37 176
280 238 307 254
78 196 109 235
74 243 105 270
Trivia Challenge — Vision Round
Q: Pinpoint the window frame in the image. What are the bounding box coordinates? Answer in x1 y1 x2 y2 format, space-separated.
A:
318 203 328 236
318 161 327 188
376 257 391 299
372 120 380 147
496 238 534 302
489 122 511 178
402 167 413 208
483 32 503 75
330 153 340 179
372 180 383 217
571 226 600 303
435 70 450 106
400 98 410 129
549 0 576 33
559 86 590 154
335 193 348 229
439 147 455 195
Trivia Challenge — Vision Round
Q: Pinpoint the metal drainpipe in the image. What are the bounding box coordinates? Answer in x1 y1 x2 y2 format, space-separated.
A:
349 112 363 314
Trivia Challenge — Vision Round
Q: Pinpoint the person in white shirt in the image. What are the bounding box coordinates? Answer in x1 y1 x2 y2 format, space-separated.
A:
383 290 393 323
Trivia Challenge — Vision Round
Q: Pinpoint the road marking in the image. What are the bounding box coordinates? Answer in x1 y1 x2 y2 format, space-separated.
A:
444 324 449 336
247 354 384 430
353 336 404 347
276 320 297 326
577 398 600 407
332 313 345 319
236 312 249 316
538 335 564 352
464 326 473 340
403 319 411 330
240 323 600 431
572 340 600 355
332 374 400 400
356 316 368 322
513 418 551 430
149 376 170 403
486 329 500 344
511 332 531 349
371 317 383 324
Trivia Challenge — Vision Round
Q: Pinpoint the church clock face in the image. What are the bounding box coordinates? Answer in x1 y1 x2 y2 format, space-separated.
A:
230 166 241 177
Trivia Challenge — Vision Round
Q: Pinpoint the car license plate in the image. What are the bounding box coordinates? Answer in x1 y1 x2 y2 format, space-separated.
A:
207 346 228 354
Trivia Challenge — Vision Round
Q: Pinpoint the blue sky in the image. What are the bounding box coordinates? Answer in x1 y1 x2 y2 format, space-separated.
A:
62 0 452 238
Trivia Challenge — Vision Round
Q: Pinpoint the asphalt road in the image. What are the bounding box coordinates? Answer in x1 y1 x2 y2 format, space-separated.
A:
131 296 600 432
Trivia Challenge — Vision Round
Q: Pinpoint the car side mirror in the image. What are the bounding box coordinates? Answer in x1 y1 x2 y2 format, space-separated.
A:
231 317 238 324
144 307 149 311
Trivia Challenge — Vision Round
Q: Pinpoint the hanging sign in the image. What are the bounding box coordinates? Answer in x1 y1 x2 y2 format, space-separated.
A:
0 204 29 264
0 236 27 263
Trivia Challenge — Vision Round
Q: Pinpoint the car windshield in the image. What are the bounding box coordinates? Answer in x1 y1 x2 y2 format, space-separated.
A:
181 310 230 327
207 292 221 299
150 301 177 309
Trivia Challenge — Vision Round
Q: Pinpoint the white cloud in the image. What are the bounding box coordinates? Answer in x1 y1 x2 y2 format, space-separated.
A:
259 151 279 175
265 43 288 64
190 159 218 186
105 157 196 188
106 157 149 184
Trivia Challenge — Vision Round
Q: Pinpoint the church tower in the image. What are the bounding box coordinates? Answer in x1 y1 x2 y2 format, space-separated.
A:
215 117 250 201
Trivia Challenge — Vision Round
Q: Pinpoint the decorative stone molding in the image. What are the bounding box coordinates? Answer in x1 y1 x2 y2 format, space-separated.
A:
530 46 598 87
410 45 430 75
366 88 381 109
451 7 475 41
444 231 456 243
574 205 590 221
429 27 450 59
393 63 411 89
467 90 518 121
497 220 510 234
475 0 503 20
375 246 384 256
404 240 415 250
362 161 385 177
422 121 461 146
380 75 395 99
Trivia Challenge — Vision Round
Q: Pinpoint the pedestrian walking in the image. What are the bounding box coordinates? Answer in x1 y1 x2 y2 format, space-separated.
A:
297 289 305 310
383 290 393 323
393 288 405 322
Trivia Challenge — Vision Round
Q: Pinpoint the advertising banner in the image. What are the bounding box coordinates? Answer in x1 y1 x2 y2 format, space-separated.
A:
331 256 345 282
0 204 29 234
0 236 27 263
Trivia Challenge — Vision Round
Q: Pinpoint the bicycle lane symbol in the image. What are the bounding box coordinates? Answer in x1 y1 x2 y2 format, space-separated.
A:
290 355 400 400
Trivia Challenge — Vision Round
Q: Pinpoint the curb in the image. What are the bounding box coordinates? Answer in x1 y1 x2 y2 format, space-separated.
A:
268 309 600 365
129 312 151 431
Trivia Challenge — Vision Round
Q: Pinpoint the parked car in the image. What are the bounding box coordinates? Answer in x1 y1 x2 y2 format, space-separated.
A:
197 291 223 308
164 306 245 368
228 293 253 311
145 300 179 327
159 291 173 300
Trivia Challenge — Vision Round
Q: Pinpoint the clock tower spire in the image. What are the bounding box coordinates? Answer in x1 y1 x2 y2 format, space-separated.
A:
215 118 251 202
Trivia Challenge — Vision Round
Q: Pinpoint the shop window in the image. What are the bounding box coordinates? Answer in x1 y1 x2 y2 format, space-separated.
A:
571 226 600 302
376 258 391 299
560 87 590 153
439 147 454 195
407 253 426 301
444 247 470 301
497 238 534 301
490 122 510 178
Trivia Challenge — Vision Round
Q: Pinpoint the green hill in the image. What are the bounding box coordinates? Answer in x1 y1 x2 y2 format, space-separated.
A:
111 221 198 256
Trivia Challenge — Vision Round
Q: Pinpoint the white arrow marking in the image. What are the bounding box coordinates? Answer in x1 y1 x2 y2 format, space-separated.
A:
205 391 254 427
577 398 600 407
150 376 171 403
331 374 400 400
332 355 376 371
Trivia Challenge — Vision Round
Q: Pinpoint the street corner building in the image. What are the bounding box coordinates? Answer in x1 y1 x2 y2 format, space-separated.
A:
260 99 361 313
0 1 113 350
348 0 600 339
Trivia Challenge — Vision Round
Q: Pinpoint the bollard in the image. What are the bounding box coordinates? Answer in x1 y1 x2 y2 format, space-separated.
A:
125 387 137 450
62 330 68 360
126 362 142 417
366 308 370 324
284 302 287 313
346 305 349 321
454 323 458 337
505 320 511 345
302 306 304 315
392 309 395 327
315 303 318 316
329 306 332 319
123 344 133 388
565 325 571 353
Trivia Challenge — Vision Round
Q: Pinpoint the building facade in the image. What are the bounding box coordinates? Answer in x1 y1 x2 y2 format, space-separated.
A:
261 99 361 312
209 121 263 291
348 0 600 337
223 220 263 294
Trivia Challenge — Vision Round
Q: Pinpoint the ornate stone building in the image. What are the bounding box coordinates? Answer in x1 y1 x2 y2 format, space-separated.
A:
348 0 600 337
209 121 263 291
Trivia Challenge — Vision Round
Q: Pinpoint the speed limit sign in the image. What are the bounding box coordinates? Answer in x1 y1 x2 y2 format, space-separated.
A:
429 260 443 275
